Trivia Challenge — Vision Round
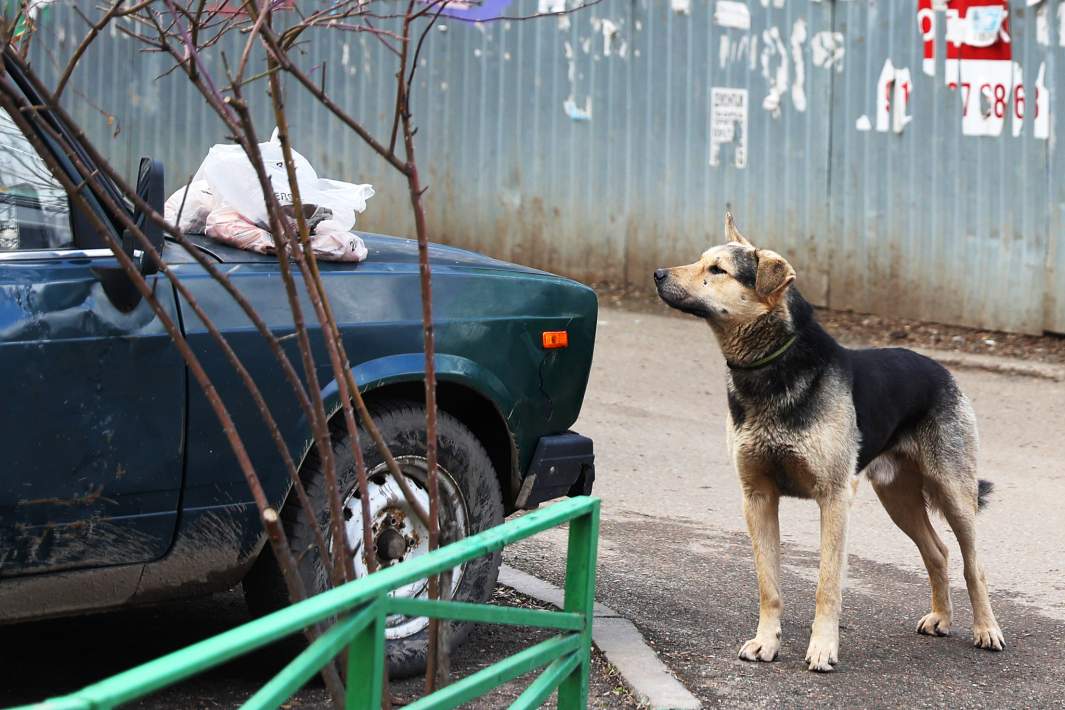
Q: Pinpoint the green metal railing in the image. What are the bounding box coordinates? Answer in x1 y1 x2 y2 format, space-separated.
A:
21 496 600 710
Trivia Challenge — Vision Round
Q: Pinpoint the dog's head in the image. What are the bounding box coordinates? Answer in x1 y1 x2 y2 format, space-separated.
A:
653 212 796 325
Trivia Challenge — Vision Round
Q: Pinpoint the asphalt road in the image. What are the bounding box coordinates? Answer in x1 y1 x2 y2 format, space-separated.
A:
505 305 1065 708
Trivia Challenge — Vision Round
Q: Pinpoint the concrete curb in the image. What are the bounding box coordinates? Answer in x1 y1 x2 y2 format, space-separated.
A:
839 340 1065 382
498 565 702 710
910 347 1065 382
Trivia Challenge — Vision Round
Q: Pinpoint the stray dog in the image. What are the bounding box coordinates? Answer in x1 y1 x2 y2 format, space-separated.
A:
654 213 1004 671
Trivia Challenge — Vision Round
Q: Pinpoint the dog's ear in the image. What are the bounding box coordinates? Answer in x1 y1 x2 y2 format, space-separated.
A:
725 211 753 247
754 249 795 304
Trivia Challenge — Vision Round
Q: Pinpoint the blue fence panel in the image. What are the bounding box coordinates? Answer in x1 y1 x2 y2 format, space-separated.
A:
31 0 1065 334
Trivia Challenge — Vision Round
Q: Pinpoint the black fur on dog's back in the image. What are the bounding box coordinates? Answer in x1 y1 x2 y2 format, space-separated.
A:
729 290 990 508
847 346 954 471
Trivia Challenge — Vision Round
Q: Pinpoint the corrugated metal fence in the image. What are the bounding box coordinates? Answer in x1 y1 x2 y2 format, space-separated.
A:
32 0 1065 334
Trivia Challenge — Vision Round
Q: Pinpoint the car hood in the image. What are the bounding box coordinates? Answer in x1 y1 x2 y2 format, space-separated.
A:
177 232 545 275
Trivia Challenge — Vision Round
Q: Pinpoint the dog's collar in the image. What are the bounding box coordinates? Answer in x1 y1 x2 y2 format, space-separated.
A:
727 334 798 371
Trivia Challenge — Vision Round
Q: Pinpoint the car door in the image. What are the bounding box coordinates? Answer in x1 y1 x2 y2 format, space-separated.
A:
0 104 185 576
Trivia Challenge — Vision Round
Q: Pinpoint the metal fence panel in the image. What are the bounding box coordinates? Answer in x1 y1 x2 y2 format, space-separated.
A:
830 0 1051 334
31 0 1065 334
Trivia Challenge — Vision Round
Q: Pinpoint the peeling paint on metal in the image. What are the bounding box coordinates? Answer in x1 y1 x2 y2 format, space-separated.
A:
714 1 750 30
600 18 618 56
811 31 844 72
1035 61 1050 139
760 26 788 117
790 19 808 113
1037 1 1050 45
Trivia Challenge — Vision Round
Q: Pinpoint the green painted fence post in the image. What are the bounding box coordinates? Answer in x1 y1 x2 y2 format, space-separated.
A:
556 497 600 709
345 605 385 709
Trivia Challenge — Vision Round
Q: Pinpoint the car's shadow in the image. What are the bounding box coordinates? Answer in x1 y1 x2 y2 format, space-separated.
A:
0 590 330 709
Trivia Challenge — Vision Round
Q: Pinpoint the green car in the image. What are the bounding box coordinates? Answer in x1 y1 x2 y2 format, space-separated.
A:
0 52 597 676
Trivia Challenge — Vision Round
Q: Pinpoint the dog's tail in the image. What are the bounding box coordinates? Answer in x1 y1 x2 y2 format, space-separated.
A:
977 479 994 511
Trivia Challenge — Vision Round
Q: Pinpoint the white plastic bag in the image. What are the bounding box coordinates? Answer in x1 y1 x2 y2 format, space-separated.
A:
163 180 217 234
193 128 372 262
315 179 375 231
194 128 322 227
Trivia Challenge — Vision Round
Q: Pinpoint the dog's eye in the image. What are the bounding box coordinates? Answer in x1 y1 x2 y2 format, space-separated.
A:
709 265 727 276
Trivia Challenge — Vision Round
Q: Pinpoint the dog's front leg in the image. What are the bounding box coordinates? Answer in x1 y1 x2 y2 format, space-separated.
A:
739 487 782 662
806 488 852 672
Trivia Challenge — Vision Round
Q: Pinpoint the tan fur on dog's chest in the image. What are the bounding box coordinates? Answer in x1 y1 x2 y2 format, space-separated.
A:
725 376 859 499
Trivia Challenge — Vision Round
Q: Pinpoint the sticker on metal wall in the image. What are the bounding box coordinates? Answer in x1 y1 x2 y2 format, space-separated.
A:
710 88 748 169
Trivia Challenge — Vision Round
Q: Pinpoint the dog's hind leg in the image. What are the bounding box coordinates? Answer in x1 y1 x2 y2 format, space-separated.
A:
870 458 953 636
937 481 1005 650
919 393 1004 651
738 485 783 663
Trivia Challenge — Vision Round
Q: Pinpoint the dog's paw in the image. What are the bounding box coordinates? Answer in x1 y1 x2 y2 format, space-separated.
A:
973 624 1005 651
916 611 952 637
738 635 780 663
804 635 839 672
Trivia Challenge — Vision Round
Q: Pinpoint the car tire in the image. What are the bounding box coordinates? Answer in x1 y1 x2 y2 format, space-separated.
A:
243 399 504 679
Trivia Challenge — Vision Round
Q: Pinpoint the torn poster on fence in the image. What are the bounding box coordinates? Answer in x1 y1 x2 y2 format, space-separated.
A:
870 59 912 134
917 0 937 76
709 87 748 169
951 0 1013 136
913 0 1046 138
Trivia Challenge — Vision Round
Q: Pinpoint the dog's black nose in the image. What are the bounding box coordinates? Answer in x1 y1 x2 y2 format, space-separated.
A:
654 268 668 283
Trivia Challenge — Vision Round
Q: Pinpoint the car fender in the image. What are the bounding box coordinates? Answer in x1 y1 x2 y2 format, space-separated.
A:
279 353 520 507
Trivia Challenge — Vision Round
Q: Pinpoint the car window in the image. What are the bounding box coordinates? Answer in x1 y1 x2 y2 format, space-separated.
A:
0 106 73 251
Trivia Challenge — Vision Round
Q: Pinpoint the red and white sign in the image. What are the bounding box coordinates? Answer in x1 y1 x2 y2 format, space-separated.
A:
918 0 1029 137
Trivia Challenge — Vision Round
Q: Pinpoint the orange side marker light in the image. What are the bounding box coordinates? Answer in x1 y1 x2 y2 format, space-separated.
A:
542 330 569 349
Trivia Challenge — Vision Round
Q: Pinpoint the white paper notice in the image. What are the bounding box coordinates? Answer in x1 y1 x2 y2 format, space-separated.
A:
710 88 748 169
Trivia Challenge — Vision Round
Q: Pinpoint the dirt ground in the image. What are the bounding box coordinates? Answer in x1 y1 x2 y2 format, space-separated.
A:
0 587 640 709
593 282 1065 365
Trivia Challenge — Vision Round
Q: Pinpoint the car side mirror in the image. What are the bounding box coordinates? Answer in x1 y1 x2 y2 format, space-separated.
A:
130 157 165 275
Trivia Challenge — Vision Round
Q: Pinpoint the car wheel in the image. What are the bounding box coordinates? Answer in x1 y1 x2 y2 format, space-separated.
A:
243 399 504 678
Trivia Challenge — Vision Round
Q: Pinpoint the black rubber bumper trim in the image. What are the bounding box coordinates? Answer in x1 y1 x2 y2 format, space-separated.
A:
516 431 595 509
